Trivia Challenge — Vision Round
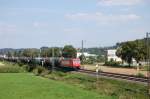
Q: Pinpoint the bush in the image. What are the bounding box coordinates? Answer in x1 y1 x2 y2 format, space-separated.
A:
25 65 36 72
136 73 145 77
17 61 24 67
33 66 49 76
53 71 67 77
83 59 95 64
0 65 25 73
104 61 120 67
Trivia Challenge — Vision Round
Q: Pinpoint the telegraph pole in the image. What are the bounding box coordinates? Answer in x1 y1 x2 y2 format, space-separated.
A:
146 32 150 98
137 40 140 73
52 47 55 72
39 48 41 58
82 40 84 55
39 48 44 67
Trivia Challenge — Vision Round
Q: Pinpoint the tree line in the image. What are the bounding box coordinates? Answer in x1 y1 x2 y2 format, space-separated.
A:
0 45 77 58
116 38 149 66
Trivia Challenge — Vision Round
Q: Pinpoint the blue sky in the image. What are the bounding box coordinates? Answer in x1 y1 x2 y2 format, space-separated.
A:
0 0 150 48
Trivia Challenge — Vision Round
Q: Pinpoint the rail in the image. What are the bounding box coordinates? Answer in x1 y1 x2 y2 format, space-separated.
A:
78 69 148 83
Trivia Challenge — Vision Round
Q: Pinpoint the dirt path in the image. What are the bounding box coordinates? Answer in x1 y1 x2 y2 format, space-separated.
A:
82 64 147 77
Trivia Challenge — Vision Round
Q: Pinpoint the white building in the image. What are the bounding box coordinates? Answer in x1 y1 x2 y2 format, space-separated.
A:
107 49 122 62
77 52 97 59
107 49 146 66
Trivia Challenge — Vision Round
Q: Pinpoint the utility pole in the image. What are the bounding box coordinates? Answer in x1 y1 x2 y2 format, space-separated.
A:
39 48 41 58
82 40 84 55
52 47 55 72
39 48 44 67
146 32 150 98
81 40 85 69
137 40 140 73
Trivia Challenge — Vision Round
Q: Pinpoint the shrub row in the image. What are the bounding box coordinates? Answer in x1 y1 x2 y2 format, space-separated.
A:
33 66 49 76
0 61 50 76
0 65 25 73
104 61 120 67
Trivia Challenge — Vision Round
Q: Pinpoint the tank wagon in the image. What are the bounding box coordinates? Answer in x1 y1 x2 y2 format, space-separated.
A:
0 56 81 70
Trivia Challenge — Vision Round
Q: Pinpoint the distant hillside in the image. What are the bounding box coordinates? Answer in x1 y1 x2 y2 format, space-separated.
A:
0 45 118 56
0 48 33 55
0 48 15 55
79 45 118 56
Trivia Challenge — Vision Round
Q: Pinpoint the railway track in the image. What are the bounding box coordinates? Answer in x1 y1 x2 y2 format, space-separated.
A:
77 69 148 83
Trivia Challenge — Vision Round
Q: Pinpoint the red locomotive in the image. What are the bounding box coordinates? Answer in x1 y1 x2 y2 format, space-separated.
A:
60 58 80 69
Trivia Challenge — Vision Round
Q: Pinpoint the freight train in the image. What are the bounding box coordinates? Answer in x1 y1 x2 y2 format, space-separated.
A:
0 56 81 69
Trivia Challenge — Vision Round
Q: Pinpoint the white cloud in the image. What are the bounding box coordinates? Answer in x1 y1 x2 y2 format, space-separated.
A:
63 28 82 33
131 27 150 34
65 12 140 24
98 0 143 6
0 23 16 34
33 22 48 28
33 22 40 27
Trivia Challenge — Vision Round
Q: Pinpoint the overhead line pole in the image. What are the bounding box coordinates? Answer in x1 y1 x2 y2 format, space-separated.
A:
52 47 55 72
82 40 84 55
146 32 150 98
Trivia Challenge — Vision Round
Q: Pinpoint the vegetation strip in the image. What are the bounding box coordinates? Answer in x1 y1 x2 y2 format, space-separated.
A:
0 61 148 99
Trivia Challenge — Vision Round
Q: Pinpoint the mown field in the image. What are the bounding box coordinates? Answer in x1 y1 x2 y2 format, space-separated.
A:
0 61 148 99
0 73 111 99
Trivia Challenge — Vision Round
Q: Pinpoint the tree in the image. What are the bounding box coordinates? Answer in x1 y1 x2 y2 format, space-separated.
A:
7 51 13 57
116 41 136 66
79 54 86 64
97 55 105 62
116 39 147 66
134 40 146 63
40 47 49 57
40 47 61 57
62 45 77 58
22 49 39 58
54 47 62 57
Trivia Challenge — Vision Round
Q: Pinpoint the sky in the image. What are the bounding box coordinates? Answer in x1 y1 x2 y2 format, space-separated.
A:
0 0 150 48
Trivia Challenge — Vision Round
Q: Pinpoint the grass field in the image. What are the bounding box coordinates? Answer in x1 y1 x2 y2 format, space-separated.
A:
0 73 111 99
45 71 148 99
0 61 148 99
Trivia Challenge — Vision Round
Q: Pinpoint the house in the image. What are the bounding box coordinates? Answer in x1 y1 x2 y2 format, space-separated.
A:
107 49 144 66
107 49 122 62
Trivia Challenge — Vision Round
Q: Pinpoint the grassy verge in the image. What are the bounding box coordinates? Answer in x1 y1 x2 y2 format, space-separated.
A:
0 73 111 99
0 61 26 73
43 71 148 99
